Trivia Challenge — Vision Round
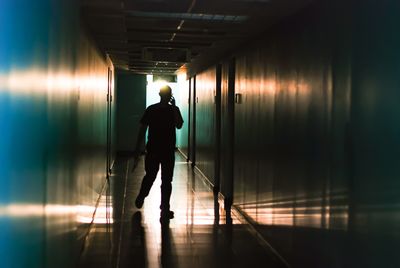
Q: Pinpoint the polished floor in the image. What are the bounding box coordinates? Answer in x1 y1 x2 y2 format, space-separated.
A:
78 152 286 268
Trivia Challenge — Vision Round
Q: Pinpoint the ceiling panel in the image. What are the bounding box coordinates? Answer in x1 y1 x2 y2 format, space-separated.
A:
81 0 314 75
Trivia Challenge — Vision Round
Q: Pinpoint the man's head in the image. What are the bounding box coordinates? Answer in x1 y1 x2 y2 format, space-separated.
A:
159 85 172 103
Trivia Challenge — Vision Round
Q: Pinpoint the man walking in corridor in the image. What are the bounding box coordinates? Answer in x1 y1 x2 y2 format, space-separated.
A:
134 85 184 220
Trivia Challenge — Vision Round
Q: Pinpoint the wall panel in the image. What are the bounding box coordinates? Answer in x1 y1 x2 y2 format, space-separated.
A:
220 61 235 205
189 77 196 163
176 76 190 157
195 68 217 184
115 72 146 153
230 0 400 267
0 1 114 267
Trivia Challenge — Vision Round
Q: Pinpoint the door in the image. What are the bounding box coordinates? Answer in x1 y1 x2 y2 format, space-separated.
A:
189 76 196 166
220 59 235 212
106 67 113 175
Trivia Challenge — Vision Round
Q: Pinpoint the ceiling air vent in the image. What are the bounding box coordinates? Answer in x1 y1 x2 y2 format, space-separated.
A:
143 47 190 63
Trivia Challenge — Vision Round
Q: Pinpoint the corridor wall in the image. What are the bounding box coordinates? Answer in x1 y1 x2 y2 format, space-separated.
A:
0 1 114 267
193 0 400 267
232 0 400 267
220 61 235 206
115 72 146 154
176 75 190 157
195 68 217 184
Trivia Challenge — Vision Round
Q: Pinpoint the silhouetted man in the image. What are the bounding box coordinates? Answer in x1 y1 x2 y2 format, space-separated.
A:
134 85 183 220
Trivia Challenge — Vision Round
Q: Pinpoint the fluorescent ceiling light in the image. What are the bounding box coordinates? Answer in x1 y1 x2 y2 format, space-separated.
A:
126 11 248 23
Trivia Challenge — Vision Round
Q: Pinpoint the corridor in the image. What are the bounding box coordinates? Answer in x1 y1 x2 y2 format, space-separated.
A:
78 153 285 268
1 0 400 267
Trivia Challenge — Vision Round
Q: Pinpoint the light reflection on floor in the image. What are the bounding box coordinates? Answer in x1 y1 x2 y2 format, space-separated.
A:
78 153 283 268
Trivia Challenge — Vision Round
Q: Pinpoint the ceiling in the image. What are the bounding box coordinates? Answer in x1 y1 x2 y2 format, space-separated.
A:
81 0 313 76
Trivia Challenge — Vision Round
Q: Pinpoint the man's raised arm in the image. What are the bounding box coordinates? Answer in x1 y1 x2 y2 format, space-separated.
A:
170 97 184 129
174 107 184 129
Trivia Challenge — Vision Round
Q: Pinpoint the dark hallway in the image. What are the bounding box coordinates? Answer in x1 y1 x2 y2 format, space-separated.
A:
78 153 286 268
1 0 400 267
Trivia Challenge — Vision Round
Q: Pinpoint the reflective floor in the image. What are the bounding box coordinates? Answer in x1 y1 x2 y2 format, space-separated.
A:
78 153 285 268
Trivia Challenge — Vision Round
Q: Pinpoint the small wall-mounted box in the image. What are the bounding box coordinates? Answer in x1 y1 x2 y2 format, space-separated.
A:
235 93 242 104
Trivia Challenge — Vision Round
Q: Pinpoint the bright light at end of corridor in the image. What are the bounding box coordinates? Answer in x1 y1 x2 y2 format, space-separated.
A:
153 80 168 89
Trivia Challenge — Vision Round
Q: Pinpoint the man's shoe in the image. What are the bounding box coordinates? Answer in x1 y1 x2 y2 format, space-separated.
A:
135 196 144 209
160 210 174 220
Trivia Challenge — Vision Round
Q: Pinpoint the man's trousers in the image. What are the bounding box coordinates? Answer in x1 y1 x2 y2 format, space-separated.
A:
137 151 175 211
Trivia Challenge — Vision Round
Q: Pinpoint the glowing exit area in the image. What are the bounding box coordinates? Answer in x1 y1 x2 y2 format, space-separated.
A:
146 74 180 107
